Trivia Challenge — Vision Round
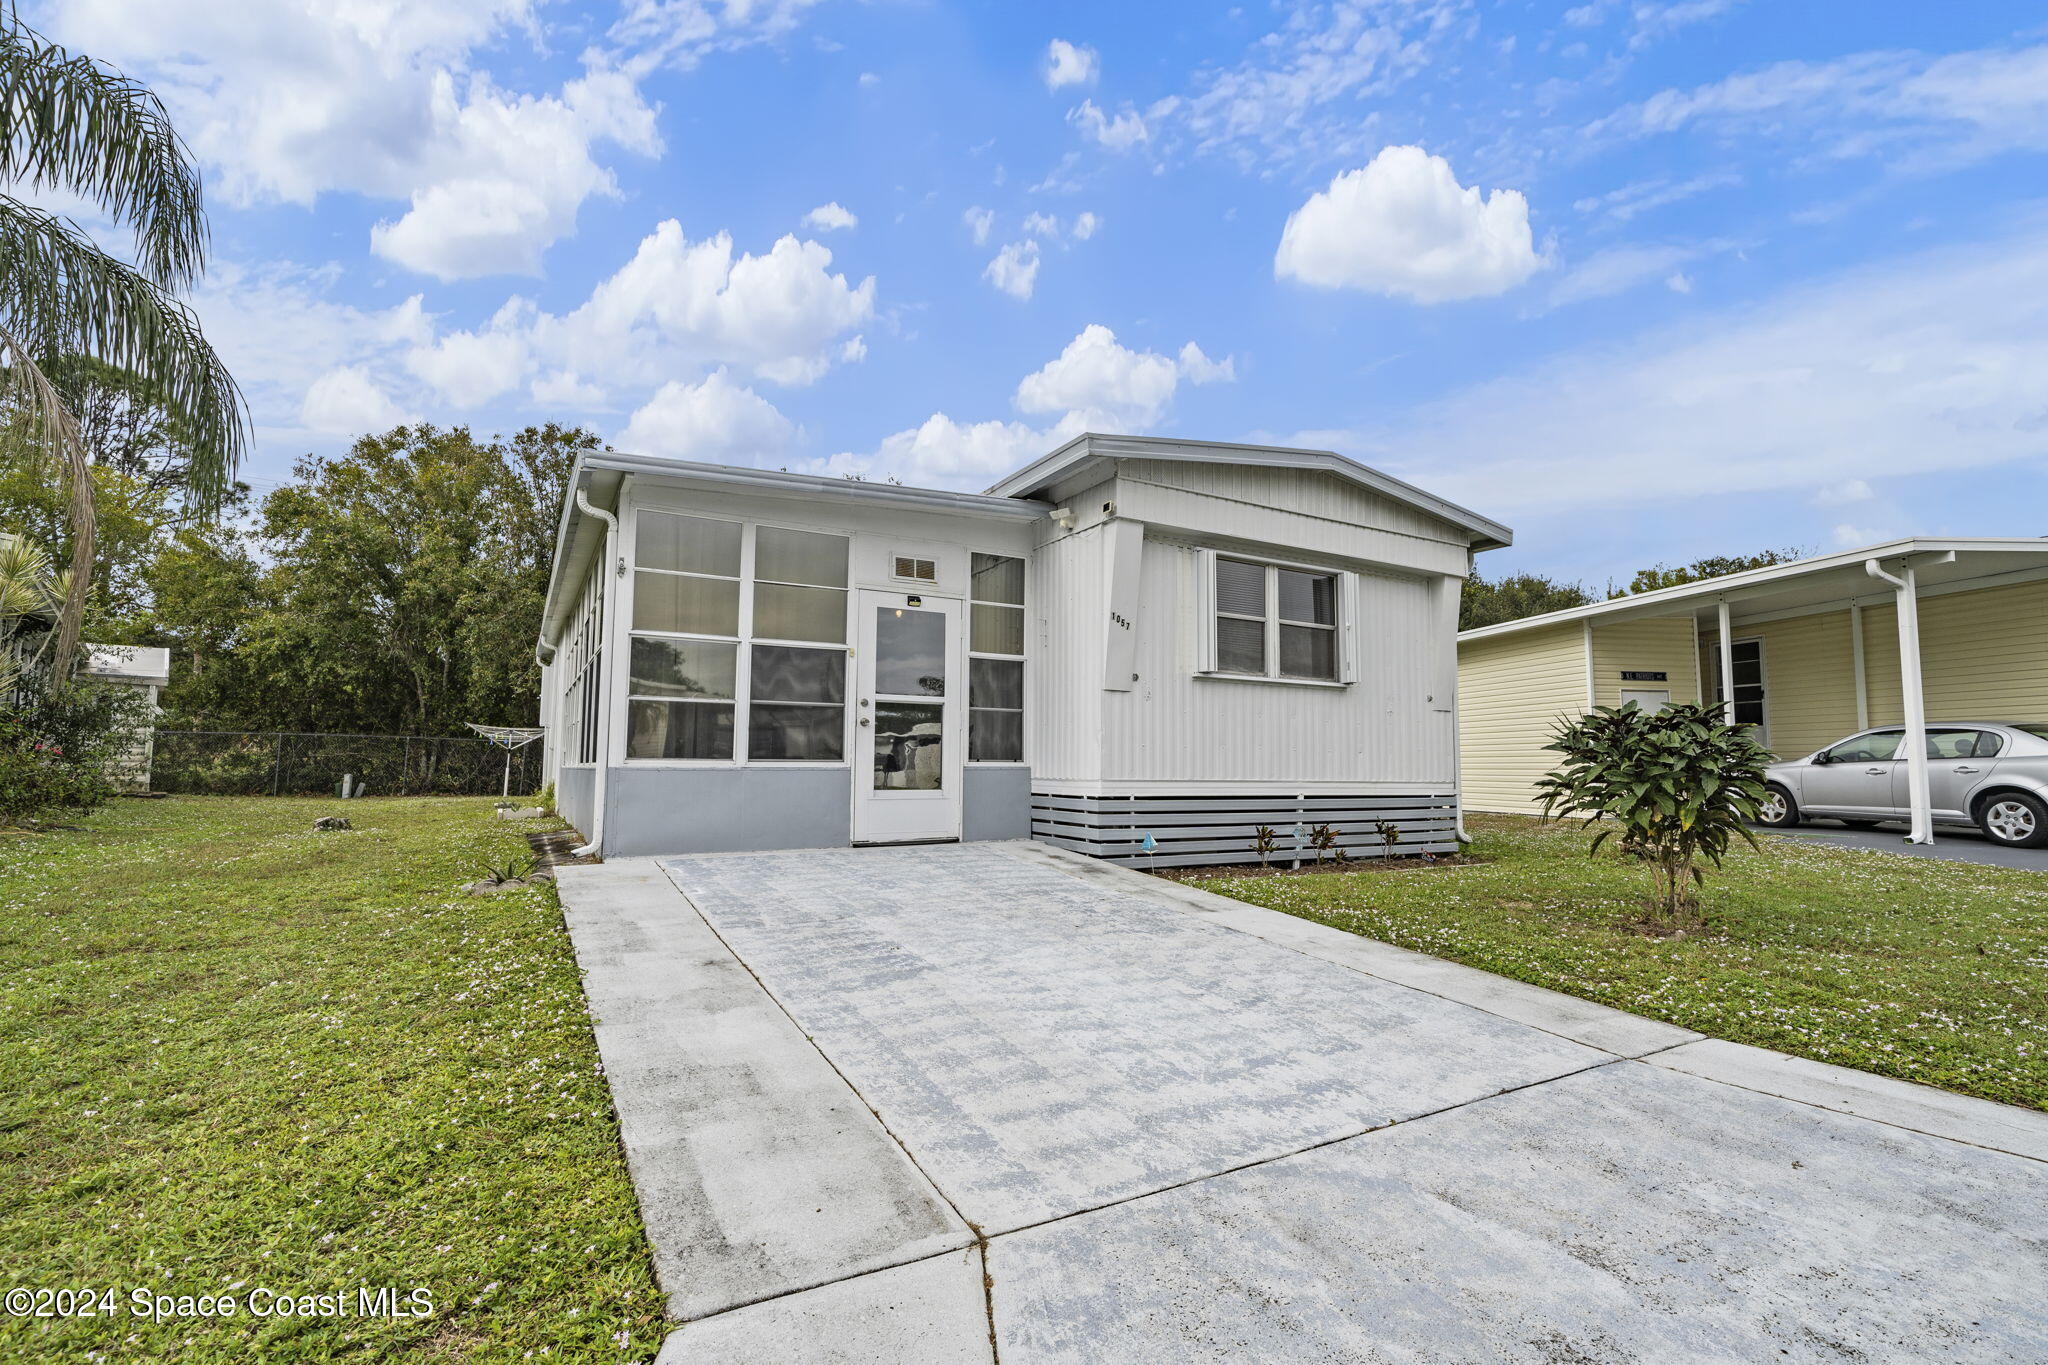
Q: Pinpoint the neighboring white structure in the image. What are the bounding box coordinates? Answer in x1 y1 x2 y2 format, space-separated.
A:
82 643 171 791
535 434 1510 865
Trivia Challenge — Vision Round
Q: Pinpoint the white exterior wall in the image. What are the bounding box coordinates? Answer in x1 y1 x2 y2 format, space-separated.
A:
1024 464 1472 795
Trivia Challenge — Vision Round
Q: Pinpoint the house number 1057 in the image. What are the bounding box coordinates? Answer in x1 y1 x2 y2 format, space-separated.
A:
1109 612 1132 630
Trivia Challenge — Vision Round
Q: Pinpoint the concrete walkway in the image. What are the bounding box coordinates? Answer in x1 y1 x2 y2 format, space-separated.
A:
556 843 2048 1364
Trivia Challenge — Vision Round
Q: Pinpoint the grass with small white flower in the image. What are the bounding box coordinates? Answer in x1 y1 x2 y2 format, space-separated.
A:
1192 814 2048 1111
0 797 665 1363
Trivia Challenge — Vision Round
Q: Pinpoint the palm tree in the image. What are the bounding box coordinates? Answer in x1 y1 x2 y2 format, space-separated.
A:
0 8 245 680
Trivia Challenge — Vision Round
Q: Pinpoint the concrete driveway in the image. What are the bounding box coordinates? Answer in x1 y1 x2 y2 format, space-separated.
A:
557 842 2048 1364
1760 822 2048 869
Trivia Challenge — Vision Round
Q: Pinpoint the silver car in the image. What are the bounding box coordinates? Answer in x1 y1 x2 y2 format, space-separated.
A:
1758 722 2048 848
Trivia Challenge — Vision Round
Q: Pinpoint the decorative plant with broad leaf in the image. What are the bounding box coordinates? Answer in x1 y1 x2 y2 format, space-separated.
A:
1249 824 1278 867
1535 701 1772 930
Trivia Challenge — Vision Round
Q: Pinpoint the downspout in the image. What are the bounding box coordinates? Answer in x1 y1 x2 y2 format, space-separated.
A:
573 488 619 858
1864 557 1931 845
1448 559 1472 844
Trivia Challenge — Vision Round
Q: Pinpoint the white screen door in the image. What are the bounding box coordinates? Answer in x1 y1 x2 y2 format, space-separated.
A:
853 590 963 843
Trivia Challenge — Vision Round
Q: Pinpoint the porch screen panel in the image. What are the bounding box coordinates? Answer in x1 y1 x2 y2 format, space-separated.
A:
627 511 742 759
748 527 850 760
969 553 1026 761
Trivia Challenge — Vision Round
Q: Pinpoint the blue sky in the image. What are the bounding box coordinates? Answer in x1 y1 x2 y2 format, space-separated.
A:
37 0 2048 585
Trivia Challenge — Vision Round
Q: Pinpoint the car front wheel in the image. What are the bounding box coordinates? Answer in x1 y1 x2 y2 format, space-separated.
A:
1978 792 2048 849
1757 784 1800 828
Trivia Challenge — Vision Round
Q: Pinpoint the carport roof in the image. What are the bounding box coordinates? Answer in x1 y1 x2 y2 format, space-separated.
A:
1458 537 2048 642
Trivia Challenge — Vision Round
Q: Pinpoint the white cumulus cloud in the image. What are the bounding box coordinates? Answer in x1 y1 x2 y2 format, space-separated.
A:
818 323 1236 488
617 370 799 464
803 202 858 231
984 241 1041 300
300 366 415 434
1016 324 1234 428
964 206 996 245
1043 39 1099 90
1069 99 1149 151
1276 146 1544 303
53 2 660 280
405 300 531 406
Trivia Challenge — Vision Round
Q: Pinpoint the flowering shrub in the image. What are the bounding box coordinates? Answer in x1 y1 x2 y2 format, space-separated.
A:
0 676 147 826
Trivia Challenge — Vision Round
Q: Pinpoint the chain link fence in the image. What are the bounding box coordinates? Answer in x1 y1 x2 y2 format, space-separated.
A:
151 731 544 798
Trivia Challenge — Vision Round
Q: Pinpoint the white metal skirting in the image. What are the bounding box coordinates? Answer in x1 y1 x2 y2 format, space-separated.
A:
1030 790 1460 868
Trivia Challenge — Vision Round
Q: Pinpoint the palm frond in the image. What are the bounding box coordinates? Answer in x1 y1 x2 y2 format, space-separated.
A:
0 195 245 508
0 12 206 290
0 321 91 678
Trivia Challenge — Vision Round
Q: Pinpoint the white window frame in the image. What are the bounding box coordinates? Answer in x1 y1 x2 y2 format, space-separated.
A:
966 552 1026 766
621 510 853 768
1193 548 1357 687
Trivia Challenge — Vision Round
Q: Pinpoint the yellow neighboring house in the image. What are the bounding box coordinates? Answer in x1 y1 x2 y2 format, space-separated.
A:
1457 538 2048 836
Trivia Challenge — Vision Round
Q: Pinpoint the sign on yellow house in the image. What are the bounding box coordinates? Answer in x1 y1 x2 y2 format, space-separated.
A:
1455 539 2048 838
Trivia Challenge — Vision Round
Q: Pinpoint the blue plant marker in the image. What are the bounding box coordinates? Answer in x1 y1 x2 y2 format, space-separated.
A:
1140 832 1157 854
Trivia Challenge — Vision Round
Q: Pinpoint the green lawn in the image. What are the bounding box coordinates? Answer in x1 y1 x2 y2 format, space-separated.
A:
1192 814 2048 1111
0 797 665 1364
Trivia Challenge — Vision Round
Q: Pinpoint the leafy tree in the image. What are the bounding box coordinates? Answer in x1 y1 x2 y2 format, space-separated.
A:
0 454 173 632
151 424 589 736
1461 571 1595 630
1614 547 1806 597
0 11 247 677
1535 701 1772 931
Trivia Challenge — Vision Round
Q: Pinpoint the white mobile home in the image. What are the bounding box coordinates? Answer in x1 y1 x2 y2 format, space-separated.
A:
535 434 1510 866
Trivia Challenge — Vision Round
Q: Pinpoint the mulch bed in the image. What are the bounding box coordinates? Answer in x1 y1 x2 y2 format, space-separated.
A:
525 827 597 869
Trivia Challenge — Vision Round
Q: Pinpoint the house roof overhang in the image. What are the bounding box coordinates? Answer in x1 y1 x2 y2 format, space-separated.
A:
1457 538 2048 644
982 433 1514 552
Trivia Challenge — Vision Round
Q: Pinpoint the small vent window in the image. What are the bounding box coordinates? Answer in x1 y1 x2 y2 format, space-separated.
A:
893 556 937 583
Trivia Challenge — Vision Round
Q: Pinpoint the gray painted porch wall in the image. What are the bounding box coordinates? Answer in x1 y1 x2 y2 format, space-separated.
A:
581 763 1034 857
557 766 596 842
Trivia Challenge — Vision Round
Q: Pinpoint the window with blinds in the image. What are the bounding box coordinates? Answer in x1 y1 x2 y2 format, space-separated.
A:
1210 556 1340 681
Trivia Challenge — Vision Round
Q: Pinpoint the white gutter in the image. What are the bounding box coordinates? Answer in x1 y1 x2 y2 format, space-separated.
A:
572 487 619 858
1864 556 1933 845
1446 563 1473 844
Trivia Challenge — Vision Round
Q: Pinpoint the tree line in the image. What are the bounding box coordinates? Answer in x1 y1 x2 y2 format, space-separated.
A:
1461 548 1808 632
3 385 591 736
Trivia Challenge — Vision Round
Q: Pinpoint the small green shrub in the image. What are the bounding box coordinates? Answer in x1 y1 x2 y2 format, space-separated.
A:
1536 700 1771 929
0 677 149 826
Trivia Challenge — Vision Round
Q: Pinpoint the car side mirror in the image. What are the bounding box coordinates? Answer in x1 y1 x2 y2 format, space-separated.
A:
1811 751 1832 765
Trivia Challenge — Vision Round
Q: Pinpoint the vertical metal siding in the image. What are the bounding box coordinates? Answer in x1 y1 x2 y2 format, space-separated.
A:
1025 525 1107 783
1094 541 1451 785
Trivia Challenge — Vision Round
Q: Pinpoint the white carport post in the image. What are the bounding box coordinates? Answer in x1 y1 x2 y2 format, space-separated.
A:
1864 556 1934 845
1715 599 1735 723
